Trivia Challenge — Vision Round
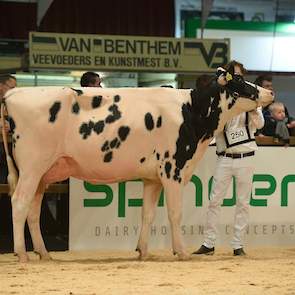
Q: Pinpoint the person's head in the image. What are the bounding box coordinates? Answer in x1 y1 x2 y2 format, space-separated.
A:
80 72 102 87
0 75 17 97
223 60 247 77
269 102 286 121
254 74 273 91
195 74 212 89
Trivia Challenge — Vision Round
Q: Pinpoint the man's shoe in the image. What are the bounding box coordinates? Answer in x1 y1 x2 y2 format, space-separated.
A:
233 248 246 256
192 245 214 255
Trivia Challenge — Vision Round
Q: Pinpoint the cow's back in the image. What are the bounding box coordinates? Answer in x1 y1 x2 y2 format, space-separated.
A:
5 86 192 184
65 87 191 182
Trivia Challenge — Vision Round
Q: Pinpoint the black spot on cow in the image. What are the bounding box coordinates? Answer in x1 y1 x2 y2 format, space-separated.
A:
165 161 172 179
118 126 130 141
101 141 110 152
72 102 80 114
8 117 16 134
144 113 154 131
156 153 160 160
110 137 119 149
114 95 121 103
173 168 181 182
71 88 83 96
104 151 113 162
49 102 61 123
172 103 197 179
79 121 94 139
16 134 20 139
109 104 119 112
92 96 102 108
12 136 16 149
164 151 169 158
191 87 222 142
156 116 162 128
105 104 121 123
105 115 116 124
116 141 121 148
140 157 146 163
93 120 105 135
228 96 238 110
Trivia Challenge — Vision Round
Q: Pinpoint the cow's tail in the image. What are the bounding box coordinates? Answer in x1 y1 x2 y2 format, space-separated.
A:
1 102 18 196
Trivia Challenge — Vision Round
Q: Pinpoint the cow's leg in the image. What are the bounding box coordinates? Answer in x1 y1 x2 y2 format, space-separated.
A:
12 174 42 262
164 183 189 260
27 182 51 260
136 181 162 260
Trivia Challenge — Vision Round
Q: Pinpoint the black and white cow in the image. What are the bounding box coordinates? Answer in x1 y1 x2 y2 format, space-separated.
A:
1 68 273 262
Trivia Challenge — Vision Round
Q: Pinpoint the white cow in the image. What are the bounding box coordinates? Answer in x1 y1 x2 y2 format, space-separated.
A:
1 68 273 262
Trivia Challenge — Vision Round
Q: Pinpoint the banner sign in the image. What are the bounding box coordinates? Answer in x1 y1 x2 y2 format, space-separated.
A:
29 32 229 72
69 147 295 251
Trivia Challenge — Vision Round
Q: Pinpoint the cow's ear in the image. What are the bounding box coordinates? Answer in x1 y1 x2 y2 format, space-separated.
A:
216 67 227 86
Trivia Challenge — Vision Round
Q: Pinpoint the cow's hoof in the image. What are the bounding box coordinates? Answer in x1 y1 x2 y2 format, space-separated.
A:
34 251 52 261
41 253 52 261
138 254 148 261
16 253 29 263
136 247 148 261
176 252 191 261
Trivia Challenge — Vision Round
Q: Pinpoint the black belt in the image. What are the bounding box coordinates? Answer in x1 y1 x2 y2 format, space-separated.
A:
217 151 255 159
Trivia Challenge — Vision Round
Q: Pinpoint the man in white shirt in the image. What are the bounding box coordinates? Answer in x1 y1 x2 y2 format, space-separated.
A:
192 61 264 256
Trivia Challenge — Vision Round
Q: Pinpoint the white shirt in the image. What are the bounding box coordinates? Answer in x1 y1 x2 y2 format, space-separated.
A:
216 108 264 154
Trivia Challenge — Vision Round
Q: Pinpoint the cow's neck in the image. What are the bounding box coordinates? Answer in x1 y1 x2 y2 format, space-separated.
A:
173 86 245 182
175 87 222 182
212 91 247 135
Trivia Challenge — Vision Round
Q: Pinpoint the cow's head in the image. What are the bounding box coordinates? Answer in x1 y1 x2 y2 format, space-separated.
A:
216 67 274 112
188 67 274 144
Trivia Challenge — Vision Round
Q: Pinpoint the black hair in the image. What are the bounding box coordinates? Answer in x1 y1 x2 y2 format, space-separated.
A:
0 74 16 84
195 74 213 89
254 74 272 87
223 60 247 75
80 72 100 86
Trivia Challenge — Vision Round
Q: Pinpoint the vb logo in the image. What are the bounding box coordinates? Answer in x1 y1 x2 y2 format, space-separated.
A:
183 41 229 68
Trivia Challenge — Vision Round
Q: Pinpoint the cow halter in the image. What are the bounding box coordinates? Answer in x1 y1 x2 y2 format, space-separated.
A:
226 72 260 105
